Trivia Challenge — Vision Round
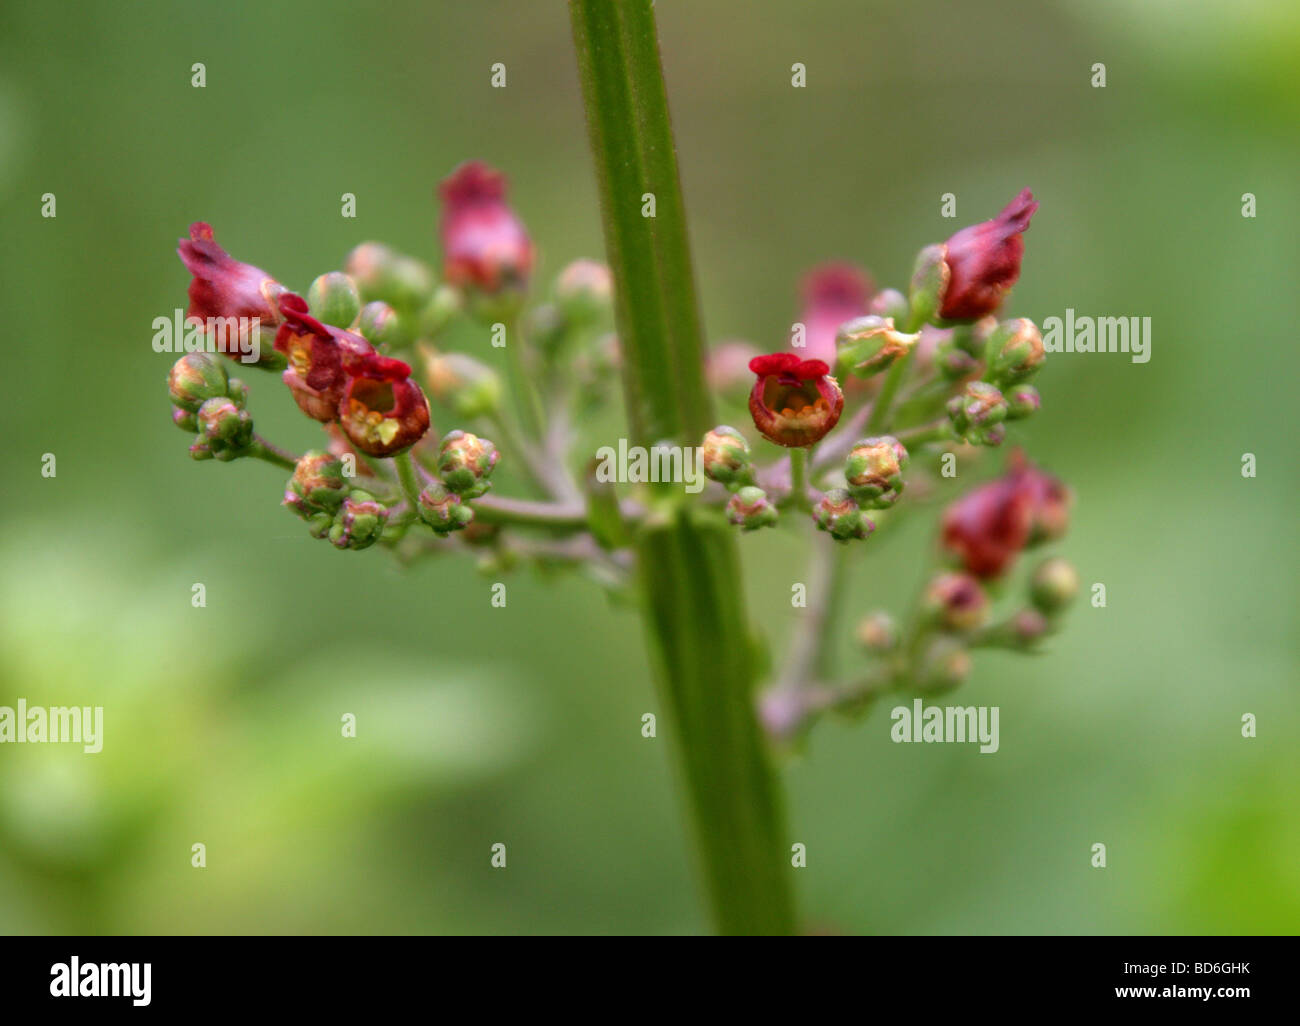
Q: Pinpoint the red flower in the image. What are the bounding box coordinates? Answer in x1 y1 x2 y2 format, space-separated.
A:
177 223 286 361
798 263 871 364
339 371 431 457
747 353 844 447
938 189 1038 321
941 450 1070 578
438 161 534 293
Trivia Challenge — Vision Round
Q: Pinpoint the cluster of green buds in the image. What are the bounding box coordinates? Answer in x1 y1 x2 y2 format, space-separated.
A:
168 352 254 460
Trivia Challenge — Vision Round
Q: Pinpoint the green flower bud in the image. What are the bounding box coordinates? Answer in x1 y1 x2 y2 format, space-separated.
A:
307 271 362 329
422 350 502 420
438 430 499 497
856 611 898 654
526 302 569 356
908 243 950 329
844 435 908 508
986 318 1044 384
225 378 249 407
417 480 475 535
168 352 228 412
1010 607 1051 647
284 450 348 519
1005 384 1041 420
947 380 1008 445
417 284 464 339
555 259 613 324
922 571 989 632
358 300 412 349
1030 557 1079 614
328 490 388 550
195 396 253 458
345 242 435 314
172 407 199 433
700 425 754 489
813 489 874 541
916 637 971 693
935 340 982 381
726 486 778 531
835 316 918 378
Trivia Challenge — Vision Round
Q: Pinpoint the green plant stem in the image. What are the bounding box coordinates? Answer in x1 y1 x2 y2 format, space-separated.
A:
392 450 424 510
249 436 297 471
571 0 795 935
789 446 810 510
865 353 913 435
502 315 547 443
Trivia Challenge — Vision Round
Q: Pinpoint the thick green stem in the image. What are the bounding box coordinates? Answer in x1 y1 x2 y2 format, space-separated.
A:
570 0 795 934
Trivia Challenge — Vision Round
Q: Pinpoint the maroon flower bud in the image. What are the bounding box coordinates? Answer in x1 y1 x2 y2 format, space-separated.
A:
797 263 871 364
940 450 1070 579
922 571 990 632
438 161 534 295
747 353 844 448
937 189 1038 321
177 223 287 363
339 370 431 457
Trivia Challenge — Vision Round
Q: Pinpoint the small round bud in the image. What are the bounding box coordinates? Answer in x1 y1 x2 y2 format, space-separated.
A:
835 316 918 378
168 352 228 412
417 284 463 339
1010 607 1051 646
700 426 754 489
986 318 1044 384
1005 384 1041 420
555 259 613 324
916 638 972 692
935 340 982 381
328 490 388 550
284 450 348 519
345 242 435 314
868 287 909 324
844 435 908 508
812 489 874 542
726 486 778 531
196 396 252 456
358 300 412 349
417 480 475 535
947 380 1008 445
172 407 199 432
922 571 989 632
855 611 898 654
307 271 361 329
438 430 498 497
1030 557 1079 614
422 350 502 420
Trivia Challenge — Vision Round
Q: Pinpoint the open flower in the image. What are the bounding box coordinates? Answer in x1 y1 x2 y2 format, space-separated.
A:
339 368 431 457
938 189 1038 321
177 223 287 365
798 263 871 364
747 353 844 448
941 450 1070 578
438 161 534 294
274 293 387 422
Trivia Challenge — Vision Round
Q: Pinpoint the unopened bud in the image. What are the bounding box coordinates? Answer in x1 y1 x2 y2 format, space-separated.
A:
1030 557 1079 614
947 380 1008 445
307 271 361 329
844 435 908 508
358 300 412 349
726 486 778 531
1006 384 1041 420
1010 607 1051 646
868 288 909 324
284 450 348 519
196 396 252 458
328 490 388 550
922 571 989 632
908 244 950 328
856 611 898 653
916 637 971 692
168 352 228 412
438 430 498 497
701 425 754 489
417 480 475 535
345 242 435 314
935 340 982 380
986 318 1044 384
835 316 918 378
417 284 463 339
172 407 198 432
555 259 613 324
813 489 874 541
422 349 502 420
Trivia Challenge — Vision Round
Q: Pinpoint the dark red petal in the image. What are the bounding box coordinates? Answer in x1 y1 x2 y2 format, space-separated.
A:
796 358 829 379
749 352 802 376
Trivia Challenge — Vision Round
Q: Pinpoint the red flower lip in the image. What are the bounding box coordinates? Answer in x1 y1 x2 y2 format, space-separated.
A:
747 353 843 447
938 189 1038 321
438 161 535 293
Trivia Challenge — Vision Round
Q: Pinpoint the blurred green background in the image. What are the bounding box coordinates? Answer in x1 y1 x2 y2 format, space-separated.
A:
1 0 1296 934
